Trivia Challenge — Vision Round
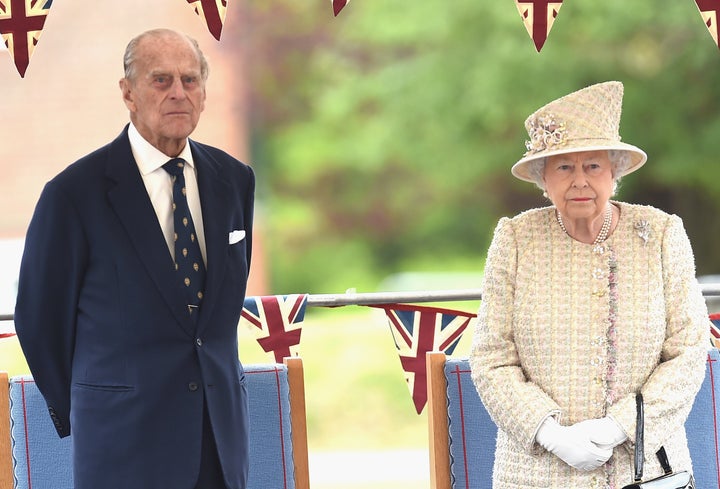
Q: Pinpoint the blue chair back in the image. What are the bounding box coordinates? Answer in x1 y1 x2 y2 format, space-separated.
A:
432 350 720 489
5 362 306 489
245 363 297 489
687 347 720 489
443 358 496 489
8 376 72 489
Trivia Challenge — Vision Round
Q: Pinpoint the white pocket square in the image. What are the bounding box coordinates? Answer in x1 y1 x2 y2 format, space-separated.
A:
228 230 246 245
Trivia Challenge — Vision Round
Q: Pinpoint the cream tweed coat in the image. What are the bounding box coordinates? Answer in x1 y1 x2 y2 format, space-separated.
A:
470 202 709 489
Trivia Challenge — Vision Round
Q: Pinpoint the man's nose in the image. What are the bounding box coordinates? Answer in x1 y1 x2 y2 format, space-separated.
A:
168 78 186 99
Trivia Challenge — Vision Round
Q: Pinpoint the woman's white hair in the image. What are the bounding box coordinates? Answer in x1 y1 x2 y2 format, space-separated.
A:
526 150 632 196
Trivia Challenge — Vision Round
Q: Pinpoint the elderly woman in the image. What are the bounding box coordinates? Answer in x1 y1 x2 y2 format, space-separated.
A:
470 81 709 488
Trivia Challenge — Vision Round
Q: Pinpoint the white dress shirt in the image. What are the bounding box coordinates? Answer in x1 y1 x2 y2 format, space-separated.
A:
128 123 207 264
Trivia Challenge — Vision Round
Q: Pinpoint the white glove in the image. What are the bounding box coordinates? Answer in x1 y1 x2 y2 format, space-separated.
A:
574 417 627 450
535 417 613 471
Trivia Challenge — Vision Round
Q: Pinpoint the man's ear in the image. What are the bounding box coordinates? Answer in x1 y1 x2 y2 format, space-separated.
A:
119 78 135 112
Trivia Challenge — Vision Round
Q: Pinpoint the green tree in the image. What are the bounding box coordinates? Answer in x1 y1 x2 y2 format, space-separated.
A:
234 0 720 293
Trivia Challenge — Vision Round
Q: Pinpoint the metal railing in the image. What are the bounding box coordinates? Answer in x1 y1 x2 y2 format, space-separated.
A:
2 283 720 322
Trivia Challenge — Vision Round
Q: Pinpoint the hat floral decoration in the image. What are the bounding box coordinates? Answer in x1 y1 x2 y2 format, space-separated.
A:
511 81 647 183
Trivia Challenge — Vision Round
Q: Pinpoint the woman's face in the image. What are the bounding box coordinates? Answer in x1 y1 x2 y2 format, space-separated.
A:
543 150 614 221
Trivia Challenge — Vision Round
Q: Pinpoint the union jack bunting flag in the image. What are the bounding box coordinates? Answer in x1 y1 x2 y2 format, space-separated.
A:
694 0 720 49
0 0 52 77
240 294 308 363
333 0 348 16
710 313 720 349
381 304 476 414
186 0 228 40
514 0 563 52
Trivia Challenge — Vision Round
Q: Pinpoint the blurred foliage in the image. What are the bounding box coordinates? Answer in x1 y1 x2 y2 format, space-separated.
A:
231 0 720 294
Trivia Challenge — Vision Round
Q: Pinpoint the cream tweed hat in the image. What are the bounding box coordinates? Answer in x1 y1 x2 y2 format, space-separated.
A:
511 81 647 183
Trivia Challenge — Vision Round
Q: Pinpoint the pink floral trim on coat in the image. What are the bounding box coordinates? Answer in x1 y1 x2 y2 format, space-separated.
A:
604 248 620 489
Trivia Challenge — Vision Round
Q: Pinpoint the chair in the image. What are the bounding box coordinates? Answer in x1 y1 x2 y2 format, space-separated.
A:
426 351 496 489
0 357 310 489
426 349 720 489
246 357 310 489
1 372 12 489
687 347 720 489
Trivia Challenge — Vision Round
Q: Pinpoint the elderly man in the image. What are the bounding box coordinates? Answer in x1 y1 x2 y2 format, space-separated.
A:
15 28 254 489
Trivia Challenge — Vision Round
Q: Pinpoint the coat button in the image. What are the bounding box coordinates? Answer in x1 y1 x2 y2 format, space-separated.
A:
188 382 199 391
196 338 202 347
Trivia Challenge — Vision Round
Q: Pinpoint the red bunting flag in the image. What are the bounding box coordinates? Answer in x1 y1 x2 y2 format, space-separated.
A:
694 0 720 49
240 294 308 363
186 0 227 41
711 313 720 349
0 0 52 77
380 304 476 414
514 0 563 52
333 0 348 17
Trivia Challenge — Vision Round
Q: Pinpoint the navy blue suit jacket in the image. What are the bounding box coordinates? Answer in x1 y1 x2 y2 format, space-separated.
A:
14 127 254 489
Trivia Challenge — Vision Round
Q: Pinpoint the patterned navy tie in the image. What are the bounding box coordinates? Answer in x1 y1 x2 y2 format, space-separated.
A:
162 158 206 316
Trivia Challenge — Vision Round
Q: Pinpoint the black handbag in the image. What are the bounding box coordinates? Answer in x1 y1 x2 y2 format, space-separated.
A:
621 393 695 489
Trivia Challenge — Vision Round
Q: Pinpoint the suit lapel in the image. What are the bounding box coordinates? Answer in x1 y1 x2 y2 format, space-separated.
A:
191 141 233 332
105 128 196 337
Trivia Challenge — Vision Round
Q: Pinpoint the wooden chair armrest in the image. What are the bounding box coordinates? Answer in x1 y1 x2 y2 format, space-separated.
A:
427 352 451 489
0 372 13 489
284 357 310 489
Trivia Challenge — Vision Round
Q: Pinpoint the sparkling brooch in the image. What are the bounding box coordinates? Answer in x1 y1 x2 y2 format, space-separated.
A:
524 113 567 156
634 220 650 246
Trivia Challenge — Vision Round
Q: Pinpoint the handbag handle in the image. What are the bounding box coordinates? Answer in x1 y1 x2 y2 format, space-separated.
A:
633 392 675 482
633 392 645 482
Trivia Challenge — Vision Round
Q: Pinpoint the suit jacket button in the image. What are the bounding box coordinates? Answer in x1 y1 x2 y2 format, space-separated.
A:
188 382 199 391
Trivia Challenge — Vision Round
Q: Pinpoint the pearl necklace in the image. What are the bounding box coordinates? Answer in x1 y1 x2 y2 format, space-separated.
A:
556 204 612 245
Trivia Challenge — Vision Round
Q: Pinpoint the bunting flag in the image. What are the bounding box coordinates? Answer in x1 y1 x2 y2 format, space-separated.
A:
380 304 476 414
0 319 14 338
694 0 720 48
240 294 308 363
0 0 52 77
711 313 720 349
333 0 348 17
515 0 564 52
186 0 228 41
